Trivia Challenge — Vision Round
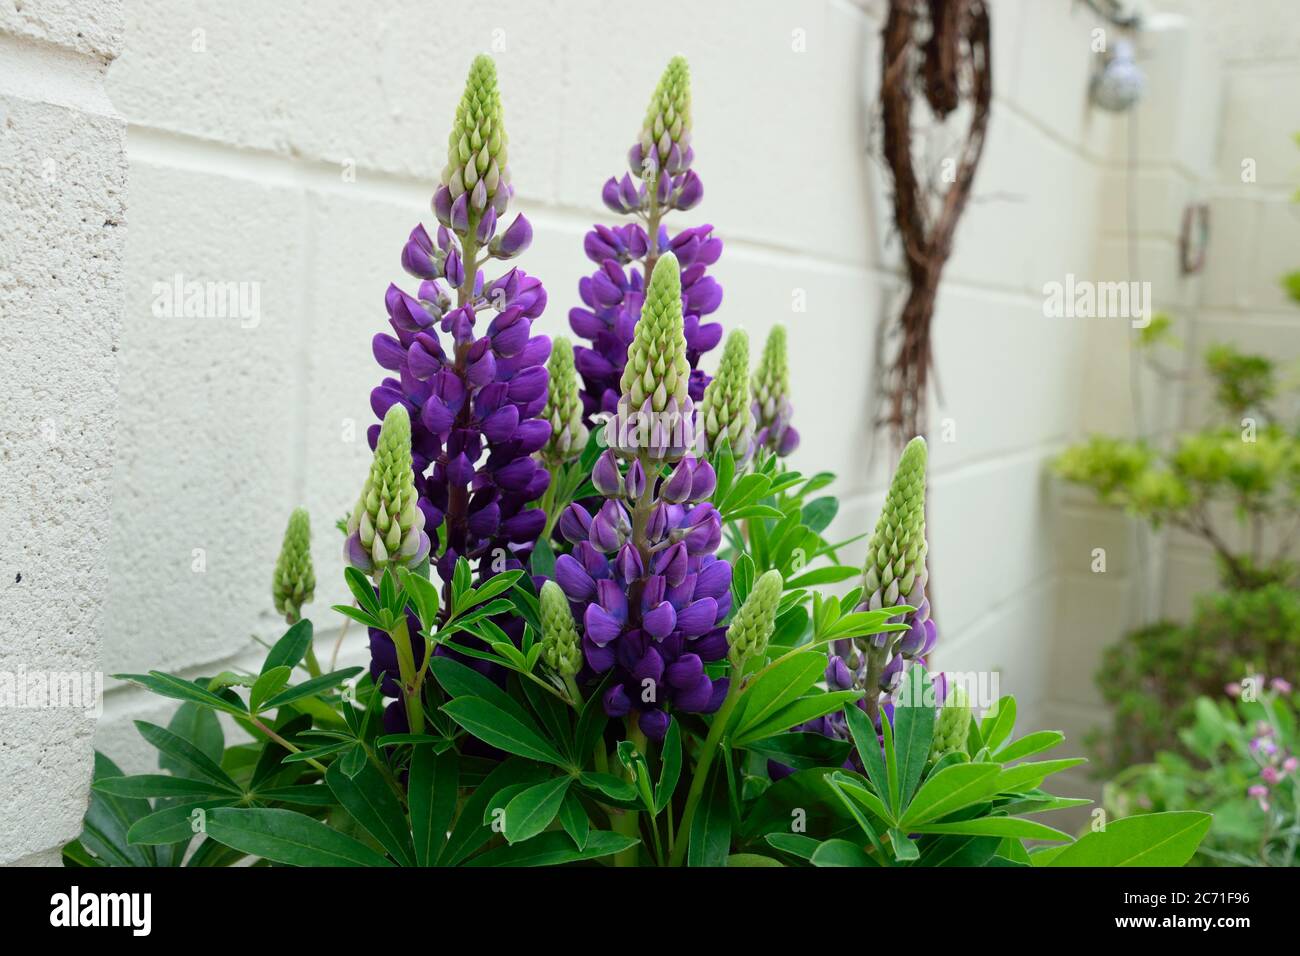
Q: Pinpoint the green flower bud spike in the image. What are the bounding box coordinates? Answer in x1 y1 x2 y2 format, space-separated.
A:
541 336 588 464
440 54 509 214
636 55 692 180
272 508 315 625
609 253 695 459
929 685 971 761
540 580 583 681
861 436 928 612
727 569 784 670
752 325 790 422
344 404 431 578
699 328 753 461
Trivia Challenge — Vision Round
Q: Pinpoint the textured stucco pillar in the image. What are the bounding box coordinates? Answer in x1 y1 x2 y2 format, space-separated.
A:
0 0 126 865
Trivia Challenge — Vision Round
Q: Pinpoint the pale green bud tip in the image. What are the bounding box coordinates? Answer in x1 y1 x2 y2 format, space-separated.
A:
701 329 753 458
640 57 692 156
862 436 928 611
543 336 588 461
929 685 971 760
727 569 783 667
754 325 790 399
540 581 582 677
273 508 316 623
442 54 509 206
619 252 691 414
346 403 429 576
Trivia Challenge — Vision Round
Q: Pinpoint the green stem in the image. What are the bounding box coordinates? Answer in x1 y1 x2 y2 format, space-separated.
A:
564 674 584 710
667 679 743 867
390 616 425 734
249 716 327 774
303 645 322 679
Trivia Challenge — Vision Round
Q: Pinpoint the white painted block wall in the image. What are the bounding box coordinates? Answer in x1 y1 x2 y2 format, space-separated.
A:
0 0 126 865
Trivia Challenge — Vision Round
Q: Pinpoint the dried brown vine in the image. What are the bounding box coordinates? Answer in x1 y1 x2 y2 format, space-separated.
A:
879 0 992 446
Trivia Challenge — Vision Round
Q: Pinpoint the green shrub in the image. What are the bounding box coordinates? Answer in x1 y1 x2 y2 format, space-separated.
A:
1088 585 1300 771
1104 684 1299 867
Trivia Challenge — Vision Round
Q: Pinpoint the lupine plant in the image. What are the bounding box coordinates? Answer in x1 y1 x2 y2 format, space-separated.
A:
68 55 1210 869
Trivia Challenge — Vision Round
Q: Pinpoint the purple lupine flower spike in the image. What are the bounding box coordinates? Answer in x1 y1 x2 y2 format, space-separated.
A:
554 256 732 741
363 56 553 727
570 57 724 422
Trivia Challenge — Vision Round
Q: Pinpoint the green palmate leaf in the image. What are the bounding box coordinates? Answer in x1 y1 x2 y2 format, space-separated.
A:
889 827 920 861
829 771 893 827
733 690 861 748
94 774 240 800
442 697 569 768
687 766 731 868
770 606 809 648
801 496 838 533
375 734 449 749
915 834 1001 868
527 534 556 582
994 758 1086 794
745 732 852 772
333 605 380 629
727 505 785 521
409 747 458 867
844 704 890 806
504 777 572 844
810 838 878 867
1000 793 1093 815
430 657 537 730
900 763 1003 828
76 754 155 867
980 696 1017 751
282 742 352 764
765 832 822 862
520 677 574 759
262 619 314 674
1043 811 1212 867
262 667 363 710
464 830 638 867
881 699 900 812
398 568 441 632
911 817 1071 841
823 610 911 642
133 720 240 791
580 772 637 802
782 564 860 589
126 800 236 846
249 666 292 713
162 702 224 772
826 774 888 859
203 807 392 867
892 667 936 809
250 784 336 806
733 652 827 738
114 672 246 717
249 712 313 788
441 759 552 866
462 570 525 609
558 792 590 850
655 719 683 813
993 730 1065 763
343 566 382 617
325 760 415 866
